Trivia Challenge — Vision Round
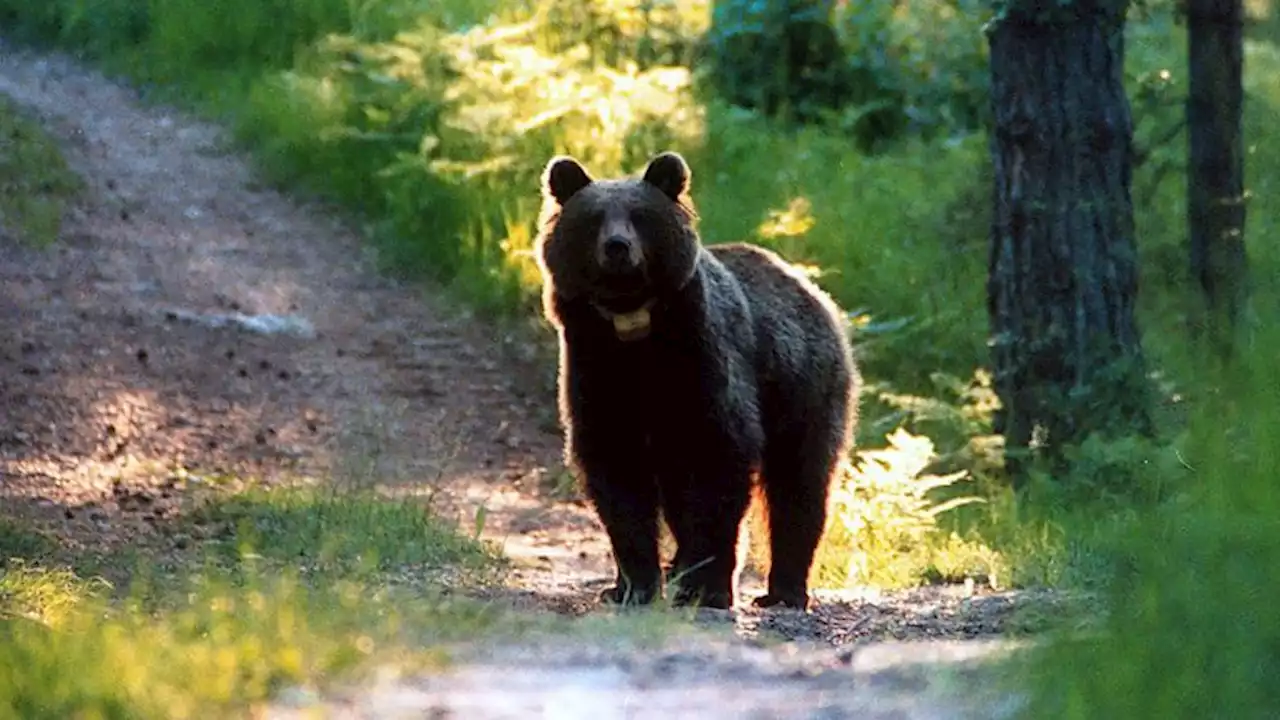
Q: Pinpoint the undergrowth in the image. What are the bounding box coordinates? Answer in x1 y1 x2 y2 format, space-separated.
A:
0 480 738 717
0 567 464 719
190 484 506 583
817 427 1002 590
1014 326 1280 719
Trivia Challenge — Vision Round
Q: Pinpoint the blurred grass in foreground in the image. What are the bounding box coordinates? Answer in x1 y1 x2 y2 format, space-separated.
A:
0 485 510 719
1013 322 1280 719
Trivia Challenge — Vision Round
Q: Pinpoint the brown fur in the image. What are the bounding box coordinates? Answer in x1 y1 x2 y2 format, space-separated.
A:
534 151 860 610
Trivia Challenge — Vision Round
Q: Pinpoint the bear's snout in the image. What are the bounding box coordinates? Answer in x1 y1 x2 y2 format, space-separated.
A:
602 235 633 265
597 233 642 275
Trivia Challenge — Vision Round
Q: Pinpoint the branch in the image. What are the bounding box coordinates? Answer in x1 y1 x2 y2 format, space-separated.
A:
1132 116 1187 169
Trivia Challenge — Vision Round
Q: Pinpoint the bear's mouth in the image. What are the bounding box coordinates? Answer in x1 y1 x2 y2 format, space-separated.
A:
588 266 650 315
590 291 652 316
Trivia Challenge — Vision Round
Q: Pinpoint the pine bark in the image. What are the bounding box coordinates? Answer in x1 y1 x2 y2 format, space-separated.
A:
986 0 1153 478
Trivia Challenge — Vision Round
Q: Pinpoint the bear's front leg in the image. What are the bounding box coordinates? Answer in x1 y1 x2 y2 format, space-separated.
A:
573 433 663 606
659 455 754 610
590 474 662 606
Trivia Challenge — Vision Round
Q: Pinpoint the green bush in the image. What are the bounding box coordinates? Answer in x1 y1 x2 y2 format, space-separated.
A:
705 1 865 131
704 0 992 149
817 427 1001 589
833 0 992 140
538 0 710 68
1018 327 1280 719
232 9 707 315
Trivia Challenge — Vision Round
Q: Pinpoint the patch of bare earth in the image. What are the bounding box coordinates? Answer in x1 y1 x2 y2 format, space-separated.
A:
0 41 1037 716
267 635 1028 719
0 41 571 560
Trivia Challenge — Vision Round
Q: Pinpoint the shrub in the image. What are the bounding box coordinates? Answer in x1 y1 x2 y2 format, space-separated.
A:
237 7 704 315
704 0 992 150
1017 328 1280 719
833 0 992 141
816 427 1003 589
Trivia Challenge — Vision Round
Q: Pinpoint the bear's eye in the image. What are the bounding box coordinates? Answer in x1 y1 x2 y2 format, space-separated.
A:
629 208 665 235
565 209 604 236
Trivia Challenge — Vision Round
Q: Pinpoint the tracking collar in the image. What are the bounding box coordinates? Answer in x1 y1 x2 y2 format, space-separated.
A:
590 298 657 342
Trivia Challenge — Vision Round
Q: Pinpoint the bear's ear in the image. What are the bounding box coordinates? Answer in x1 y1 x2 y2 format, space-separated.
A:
543 156 594 205
642 151 690 202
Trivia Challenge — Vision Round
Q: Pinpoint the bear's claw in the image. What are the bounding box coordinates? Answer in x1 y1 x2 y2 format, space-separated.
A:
599 584 657 606
670 585 733 610
751 592 812 611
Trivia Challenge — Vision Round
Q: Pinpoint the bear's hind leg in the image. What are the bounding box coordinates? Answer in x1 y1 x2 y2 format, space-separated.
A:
753 419 846 610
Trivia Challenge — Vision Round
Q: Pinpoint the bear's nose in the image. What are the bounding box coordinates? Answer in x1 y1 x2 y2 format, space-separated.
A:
602 236 632 265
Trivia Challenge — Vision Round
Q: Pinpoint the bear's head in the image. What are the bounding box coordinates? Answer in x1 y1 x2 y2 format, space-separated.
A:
535 151 700 341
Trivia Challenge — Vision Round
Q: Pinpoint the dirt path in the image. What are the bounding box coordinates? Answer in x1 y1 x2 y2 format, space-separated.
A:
0 40 587 559
0 41 1033 717
266 636 1027 719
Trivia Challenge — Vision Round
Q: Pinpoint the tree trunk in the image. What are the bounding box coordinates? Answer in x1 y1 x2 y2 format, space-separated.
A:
986 0 1153 480
1187 0 1248 353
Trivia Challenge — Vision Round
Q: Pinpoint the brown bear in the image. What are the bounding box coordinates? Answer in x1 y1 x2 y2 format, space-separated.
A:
534 150 860 610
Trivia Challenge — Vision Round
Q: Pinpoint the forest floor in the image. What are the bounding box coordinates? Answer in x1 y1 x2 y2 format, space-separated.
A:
0 41 1045 718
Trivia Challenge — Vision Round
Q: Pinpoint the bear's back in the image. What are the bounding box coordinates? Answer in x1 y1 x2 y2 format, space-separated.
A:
706 242 852 392
706 243 846 334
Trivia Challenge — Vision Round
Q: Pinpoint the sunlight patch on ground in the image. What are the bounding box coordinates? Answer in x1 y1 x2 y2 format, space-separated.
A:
1 383 325 505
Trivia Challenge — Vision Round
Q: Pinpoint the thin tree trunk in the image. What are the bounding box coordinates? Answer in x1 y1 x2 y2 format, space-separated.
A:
1187 0 1248 353
986 0 1153 480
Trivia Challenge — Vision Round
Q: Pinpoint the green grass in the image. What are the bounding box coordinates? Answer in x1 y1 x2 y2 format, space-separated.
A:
0 94 83 246
1011 326 1280 719
0 563 110 627
0 484 516 718
0 519 57 565
188 484 505 582
0 568 483 719
0 481 745 718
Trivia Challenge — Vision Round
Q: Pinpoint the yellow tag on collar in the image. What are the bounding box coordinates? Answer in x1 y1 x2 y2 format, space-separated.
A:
612 307 652 341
